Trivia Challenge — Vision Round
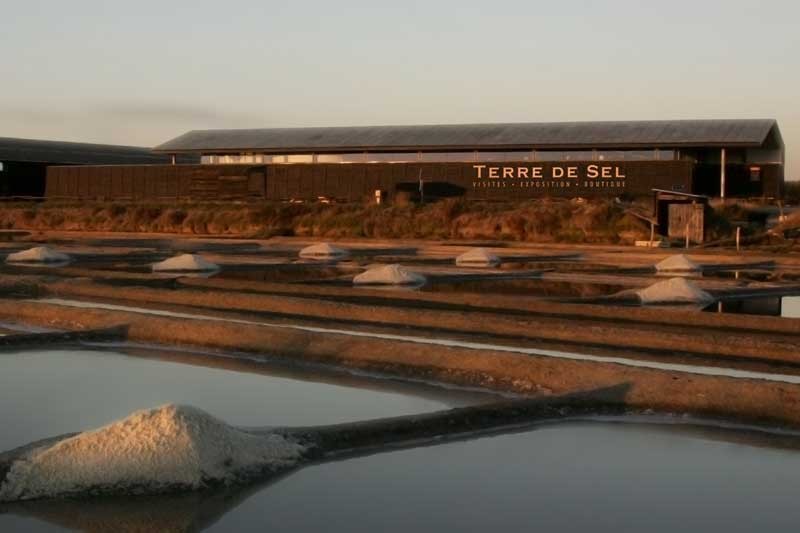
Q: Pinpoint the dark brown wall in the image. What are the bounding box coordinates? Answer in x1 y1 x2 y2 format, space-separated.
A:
46 165 265 201
692 164 783 198
1 161 48 197
46 160 695 202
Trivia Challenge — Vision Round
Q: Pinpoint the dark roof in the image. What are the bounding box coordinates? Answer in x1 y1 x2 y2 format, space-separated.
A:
154 119 782 154
0 137 174 165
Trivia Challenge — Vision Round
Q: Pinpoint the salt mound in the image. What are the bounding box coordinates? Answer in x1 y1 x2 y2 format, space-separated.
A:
152 254 219 272
655 254 701 272
5 246 70 264
299 242 349 260
0 404 305 502
455 248 501 267
636 277 714 305
353 264 426 286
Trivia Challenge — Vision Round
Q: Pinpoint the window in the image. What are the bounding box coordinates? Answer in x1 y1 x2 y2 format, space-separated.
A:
285 154 313 163
502 151 536 162
365 153 419 163
595 151 625 161
595 150 662 161
419 152 477 162
750 166 762 182
536 151 594 161
477 150 534 163
622 150 658 161
316 153 366 163
560 151 594 161
266 154 314 163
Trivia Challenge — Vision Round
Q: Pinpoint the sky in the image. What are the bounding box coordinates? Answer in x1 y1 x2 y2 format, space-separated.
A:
2 0 799 178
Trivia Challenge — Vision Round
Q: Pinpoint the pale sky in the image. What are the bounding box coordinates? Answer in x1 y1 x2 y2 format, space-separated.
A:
2 0 798 178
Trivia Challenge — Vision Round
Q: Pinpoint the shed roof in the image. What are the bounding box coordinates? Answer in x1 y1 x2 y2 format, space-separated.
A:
0 137 173 165
154 119 781 154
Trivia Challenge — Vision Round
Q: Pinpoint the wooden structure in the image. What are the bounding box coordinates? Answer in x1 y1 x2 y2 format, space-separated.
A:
47 160 695 202
0 137 194 199
42 119 785 203
653 189 710 244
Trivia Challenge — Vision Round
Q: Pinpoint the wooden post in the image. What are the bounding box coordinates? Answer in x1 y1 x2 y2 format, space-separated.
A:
736 226 741 251
649 222 655 247
418 168 424 205
720 148 726 200
685 223 690 249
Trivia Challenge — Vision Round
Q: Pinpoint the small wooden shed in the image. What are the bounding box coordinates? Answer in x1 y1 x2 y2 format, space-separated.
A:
653 189 710 244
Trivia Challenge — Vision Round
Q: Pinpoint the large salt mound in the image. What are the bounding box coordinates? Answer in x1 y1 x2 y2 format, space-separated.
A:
152 254 219 272
636 277 714 305
655 254 701 272
353 264 426 286
299 242 349 260
455 248 501 268
5 246 70 264
0 405 305 502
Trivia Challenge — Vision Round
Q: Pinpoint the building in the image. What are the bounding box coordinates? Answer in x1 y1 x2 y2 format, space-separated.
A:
45 119 784 202
0 137 189 198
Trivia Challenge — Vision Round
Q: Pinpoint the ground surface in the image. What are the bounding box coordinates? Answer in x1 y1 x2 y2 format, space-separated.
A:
2 232 800 430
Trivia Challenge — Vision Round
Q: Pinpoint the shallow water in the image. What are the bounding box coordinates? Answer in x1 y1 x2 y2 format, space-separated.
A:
705 295 800 318
205 422 800 533
783 296 800 318
5 419 800 532
422 278 624 298
0 348 465 452
3 350 800 531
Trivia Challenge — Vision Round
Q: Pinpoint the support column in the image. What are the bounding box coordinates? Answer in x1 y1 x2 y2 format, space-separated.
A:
720 148 726 200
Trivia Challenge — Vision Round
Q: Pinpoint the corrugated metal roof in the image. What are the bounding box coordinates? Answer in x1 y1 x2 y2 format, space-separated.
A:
0 137 178 165
154 119 780 154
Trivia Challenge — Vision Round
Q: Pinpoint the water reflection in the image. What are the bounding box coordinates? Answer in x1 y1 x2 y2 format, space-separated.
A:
0 348 489 452
705 296 800 318
4 419 800 533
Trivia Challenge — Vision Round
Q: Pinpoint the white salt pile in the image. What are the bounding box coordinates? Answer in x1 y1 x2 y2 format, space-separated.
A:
353 264 426 286
152 254 219 272
5 246 71 264
0 404 305 502
655 254 702 272
455 248 501 268
299 242 349 260
636 277 714 305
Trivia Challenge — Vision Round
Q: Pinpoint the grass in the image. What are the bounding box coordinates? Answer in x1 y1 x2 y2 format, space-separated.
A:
0 198 654 243
784 181 800 205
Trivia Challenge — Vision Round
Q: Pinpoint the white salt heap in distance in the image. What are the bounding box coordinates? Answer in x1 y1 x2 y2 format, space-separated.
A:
353 264 426 286
5 246 70 264
299 242 349 260
655 254 701 272
152 253 219 272
455 248 501 267
0 404 305 502
636 277 714 305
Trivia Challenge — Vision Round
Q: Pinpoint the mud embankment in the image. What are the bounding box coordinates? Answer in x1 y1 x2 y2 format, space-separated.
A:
28 279 800 367
2 298 800 430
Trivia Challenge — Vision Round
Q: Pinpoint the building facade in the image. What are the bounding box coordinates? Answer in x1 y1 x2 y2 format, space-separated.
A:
0 137 190 198
44 119 785 202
